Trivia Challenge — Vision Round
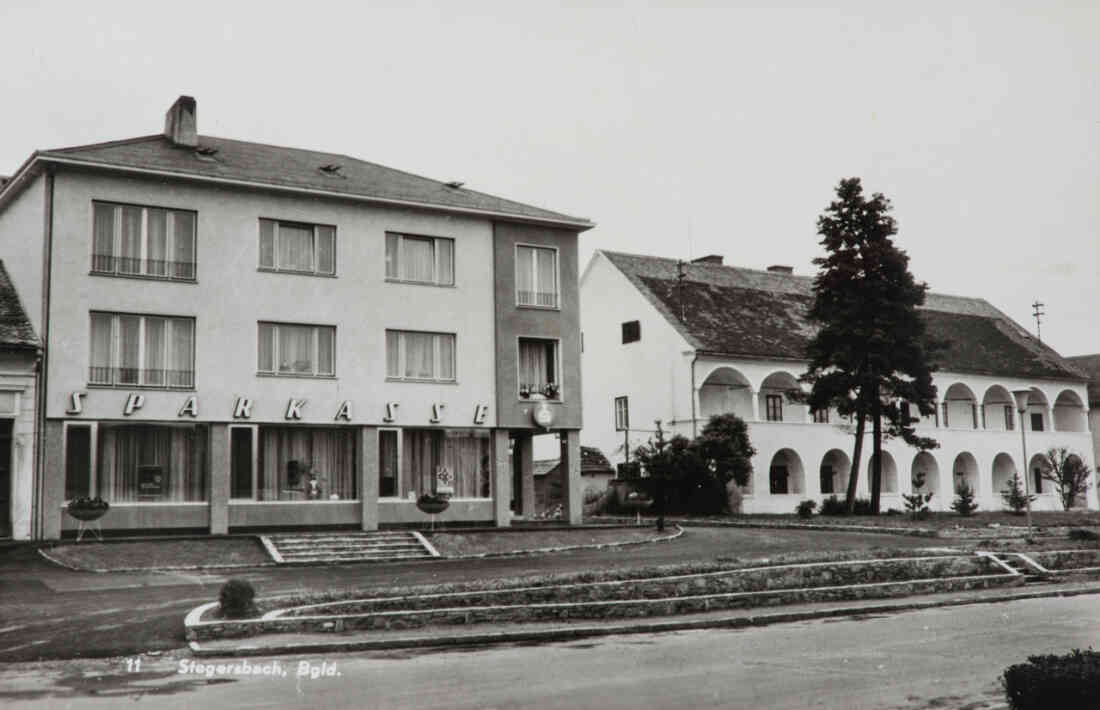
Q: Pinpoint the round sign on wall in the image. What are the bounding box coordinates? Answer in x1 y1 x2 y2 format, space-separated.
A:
532 402 554 429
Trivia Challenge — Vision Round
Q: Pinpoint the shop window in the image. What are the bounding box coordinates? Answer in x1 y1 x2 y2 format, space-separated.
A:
379 430 399 498
257 427 357 501
230 428 254 499
95 423 209 502
401 429 491 499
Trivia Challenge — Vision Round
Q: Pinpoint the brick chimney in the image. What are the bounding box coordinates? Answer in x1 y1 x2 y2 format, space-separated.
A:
164 96 197 147
767 265 793 274
691 254 723 266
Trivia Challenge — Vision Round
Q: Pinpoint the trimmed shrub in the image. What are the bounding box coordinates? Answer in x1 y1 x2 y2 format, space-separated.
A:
1068 528 1100 542
1002 648 1100 709
818 495 873 516
219 578 257 619
795 500 817 519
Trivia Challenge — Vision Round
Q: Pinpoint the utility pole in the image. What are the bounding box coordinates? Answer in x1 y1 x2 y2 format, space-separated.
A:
1032 301 1045 343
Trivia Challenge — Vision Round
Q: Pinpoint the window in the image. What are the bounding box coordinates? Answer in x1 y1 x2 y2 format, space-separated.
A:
516 245 558 308
230 427 254 499
66 423 209 502
259 219 335 275
813 408 829 424
394 429 491 498
518 337 559 399
256 427 357 500
258 322 335 377
621 320 641 344
1005 405 1015 431
386 330 456 382
379 430 399 497
1030 413 1044 432
89 312 194 388
615 396 629 430
385 233 454 285
765 394 783 422
92 201 196 280
770 466 789 494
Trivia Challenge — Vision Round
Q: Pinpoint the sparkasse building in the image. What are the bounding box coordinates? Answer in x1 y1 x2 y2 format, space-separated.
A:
0 96 592 540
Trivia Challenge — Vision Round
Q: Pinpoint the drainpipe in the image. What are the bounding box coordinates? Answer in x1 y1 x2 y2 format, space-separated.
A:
34 170 54 540
690 351 699 438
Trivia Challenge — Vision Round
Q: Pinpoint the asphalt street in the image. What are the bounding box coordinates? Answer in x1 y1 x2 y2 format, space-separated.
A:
3 594 1097 709
0 526 935 663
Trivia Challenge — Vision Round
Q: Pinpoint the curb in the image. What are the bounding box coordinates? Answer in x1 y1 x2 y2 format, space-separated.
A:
672 519 939 538
188 583 1100 658
440 524 683 560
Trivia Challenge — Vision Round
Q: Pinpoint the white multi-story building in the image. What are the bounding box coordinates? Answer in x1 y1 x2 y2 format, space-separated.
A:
0 96 593 539
581 250 1095 514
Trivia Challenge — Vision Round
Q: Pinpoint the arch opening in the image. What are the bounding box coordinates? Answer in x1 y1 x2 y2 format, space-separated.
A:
699 367 754 422
768 448 805 495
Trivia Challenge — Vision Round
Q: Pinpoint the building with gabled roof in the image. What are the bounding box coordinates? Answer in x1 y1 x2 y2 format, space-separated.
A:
581 249 1094 513
0 260 40 538
0 96 592 539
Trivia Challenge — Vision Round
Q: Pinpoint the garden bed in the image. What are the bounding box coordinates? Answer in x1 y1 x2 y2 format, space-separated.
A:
426 527 665 557
41 537 273 571
1031 550 1100 573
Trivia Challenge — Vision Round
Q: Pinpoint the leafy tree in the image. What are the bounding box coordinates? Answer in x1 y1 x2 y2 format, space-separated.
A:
694 413 755 488
800 177 942 514
1040 447 1092 511
1001 472 1036 515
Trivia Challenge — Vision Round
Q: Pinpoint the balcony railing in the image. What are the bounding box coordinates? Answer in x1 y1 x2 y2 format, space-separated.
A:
517 290 559 308
90 366 194 388
92 254 196 280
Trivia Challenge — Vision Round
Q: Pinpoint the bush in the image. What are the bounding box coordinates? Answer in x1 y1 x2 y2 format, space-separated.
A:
1001 473 1036 515
1002 648 1100 709
818 495 873 516
1068 528 1100 542
951 483 979 516
795 499 817 519
218 578 257 619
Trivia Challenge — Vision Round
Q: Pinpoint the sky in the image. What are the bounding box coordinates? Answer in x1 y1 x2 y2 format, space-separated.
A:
1 1 1097 355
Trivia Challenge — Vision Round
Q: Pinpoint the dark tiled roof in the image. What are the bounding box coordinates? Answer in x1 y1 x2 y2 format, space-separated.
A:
1066 355 1100 405
603 250 1086 382
0 261 39 350
32 135 591 227
536 447 616 477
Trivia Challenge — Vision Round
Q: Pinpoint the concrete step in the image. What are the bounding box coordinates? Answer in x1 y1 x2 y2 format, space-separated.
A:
264 531 436 565
275 541 425 551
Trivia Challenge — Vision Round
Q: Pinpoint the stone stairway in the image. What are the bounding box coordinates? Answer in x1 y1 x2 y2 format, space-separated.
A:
261 531 439 565
987 552 1050 584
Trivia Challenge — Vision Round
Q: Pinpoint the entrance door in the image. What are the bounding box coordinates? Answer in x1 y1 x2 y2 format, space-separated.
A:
0 420 12 536
511 440 522 513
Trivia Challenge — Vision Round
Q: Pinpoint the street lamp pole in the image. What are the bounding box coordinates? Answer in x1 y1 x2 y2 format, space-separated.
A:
1012 389 1033 537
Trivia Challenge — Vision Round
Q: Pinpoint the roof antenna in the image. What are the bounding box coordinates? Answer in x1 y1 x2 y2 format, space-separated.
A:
1032 300 1045 343
677 260 687 323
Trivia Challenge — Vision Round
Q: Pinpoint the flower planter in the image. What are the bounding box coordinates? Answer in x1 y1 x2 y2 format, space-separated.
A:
66 498 110 522
416 498 450 515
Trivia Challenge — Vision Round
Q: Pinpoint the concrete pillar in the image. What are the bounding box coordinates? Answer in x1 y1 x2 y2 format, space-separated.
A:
492 430 511 527
519 434 536 518
208 423 229 534
360 426 378 531
560 429 582 524
41 420 64 540
751 391 760 422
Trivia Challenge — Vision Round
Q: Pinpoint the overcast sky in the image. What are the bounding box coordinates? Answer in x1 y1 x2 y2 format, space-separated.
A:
2 1 1097 355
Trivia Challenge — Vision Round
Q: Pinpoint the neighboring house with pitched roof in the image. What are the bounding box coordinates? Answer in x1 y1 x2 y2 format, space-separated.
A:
1066 354 1100 497
0 261 39 538
0 96 593 539
581 250 1094 513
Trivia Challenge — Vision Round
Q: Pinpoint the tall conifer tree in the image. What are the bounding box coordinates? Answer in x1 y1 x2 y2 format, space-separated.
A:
801 178 941 513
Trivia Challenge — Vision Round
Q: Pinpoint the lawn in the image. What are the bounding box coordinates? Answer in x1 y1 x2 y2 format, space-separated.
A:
426 527 668 557
42 537 273 571
682 510 1100 531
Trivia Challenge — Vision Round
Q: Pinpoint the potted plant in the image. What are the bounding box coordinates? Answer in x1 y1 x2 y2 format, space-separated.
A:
519 384 531 399
543 382 560 399
66 496 110 521
416 493 450 515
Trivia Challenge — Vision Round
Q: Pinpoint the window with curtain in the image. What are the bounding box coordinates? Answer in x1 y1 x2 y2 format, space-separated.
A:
385 330 456 382
258 219 336 275
91 201 197 280
518 338 558 398
516 245 558 308
96 423 209 502
258 322 335 376
256 427 357 501
88 312 195 388
399 429 491 498
385 233 454 285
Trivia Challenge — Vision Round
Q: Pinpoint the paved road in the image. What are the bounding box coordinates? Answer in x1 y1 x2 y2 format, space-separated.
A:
0 527 935 662
2 594 1096 709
